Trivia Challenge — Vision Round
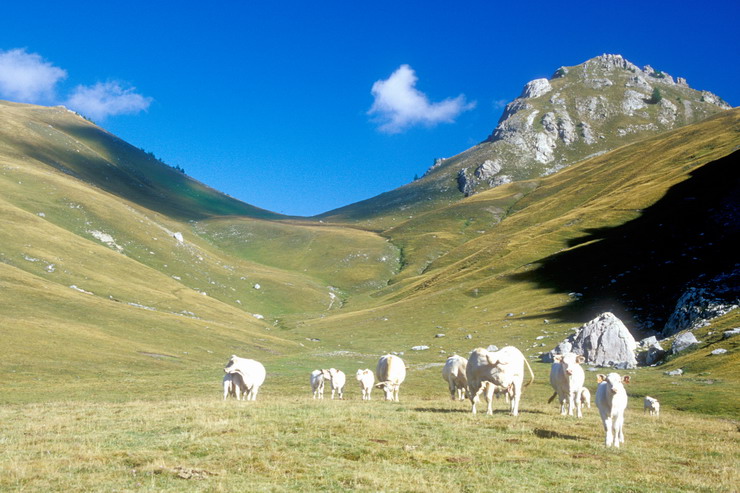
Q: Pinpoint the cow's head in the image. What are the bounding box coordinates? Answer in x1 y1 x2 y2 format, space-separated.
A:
375 381 395 400
600 373 630 394
557 353 585 376
224 355 238 373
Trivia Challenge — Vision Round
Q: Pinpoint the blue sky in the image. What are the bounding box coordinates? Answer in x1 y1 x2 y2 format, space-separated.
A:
1 1 738 216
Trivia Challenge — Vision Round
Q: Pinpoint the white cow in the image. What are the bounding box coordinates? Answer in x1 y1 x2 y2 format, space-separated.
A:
310 369 325 399
442 354 468 401
223 355 266 401
466 346 534 416
644 396 660 417
325 368 346 399
375 354 406 401
548 353 587 417
580 387 591 409
222 371 246 400
595 373 630 447
356 369 375 400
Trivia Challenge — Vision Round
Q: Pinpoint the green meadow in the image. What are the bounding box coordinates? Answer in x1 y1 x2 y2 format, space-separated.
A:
1 101 739 491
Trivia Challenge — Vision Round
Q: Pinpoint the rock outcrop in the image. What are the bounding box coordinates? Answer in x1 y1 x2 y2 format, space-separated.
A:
543 312 638 369
443 53 732 196
662 267 739 336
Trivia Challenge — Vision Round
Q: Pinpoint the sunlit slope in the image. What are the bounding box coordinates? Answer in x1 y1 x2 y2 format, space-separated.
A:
193 217 400 295
298 109 739 355
0 100 282 220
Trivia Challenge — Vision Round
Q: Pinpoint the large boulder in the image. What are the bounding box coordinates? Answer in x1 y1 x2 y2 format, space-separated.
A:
544 312 637 368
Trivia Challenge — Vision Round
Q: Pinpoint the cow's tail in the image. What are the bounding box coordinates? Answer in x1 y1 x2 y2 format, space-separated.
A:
547 392 557 404
523 357 535 387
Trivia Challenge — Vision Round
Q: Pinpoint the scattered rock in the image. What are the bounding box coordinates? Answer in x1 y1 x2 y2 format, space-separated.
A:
723 328 740 339
665 369 683 376
435 334 446 338
663 284 739 336
486 345 499 352
645 343 666 366
639 336 659 348
672 332 700 354
710 348 728 355
411 345 429 351
465 334 473 340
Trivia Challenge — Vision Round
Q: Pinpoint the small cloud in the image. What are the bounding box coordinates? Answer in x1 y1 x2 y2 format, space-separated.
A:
66 81 152 121
368 64 475 133
492 99 509 110
0 48 67 103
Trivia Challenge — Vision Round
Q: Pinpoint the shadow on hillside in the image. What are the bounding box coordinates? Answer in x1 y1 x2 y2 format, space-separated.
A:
17 122 282 220
510 151 740 331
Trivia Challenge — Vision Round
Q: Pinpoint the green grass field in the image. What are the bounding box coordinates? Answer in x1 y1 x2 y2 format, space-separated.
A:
1 101 739 491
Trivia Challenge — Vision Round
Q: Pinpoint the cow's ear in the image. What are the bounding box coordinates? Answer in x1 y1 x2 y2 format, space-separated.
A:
623 375 631 384
553 354 563 363
575 355 586 364
597 374 606 383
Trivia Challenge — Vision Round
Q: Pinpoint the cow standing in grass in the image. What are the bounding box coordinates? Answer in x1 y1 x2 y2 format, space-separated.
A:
644 396 660 417
325 368 346 399
595 373 630 447
442 354 468 401
310 370 325 399
466 346 534 416
548 353 587 417
223 355 266 401
375 354 406 401
356 369 374 400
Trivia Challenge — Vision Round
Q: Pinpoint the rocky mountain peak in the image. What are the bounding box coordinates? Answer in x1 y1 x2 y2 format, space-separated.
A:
451 54 733 196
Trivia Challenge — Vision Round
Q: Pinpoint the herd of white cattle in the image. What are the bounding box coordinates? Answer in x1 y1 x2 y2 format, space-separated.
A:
223 345 661 448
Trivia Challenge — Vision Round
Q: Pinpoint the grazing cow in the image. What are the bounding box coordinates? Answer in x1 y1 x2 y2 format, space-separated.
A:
375 354 406 401
223 371 246 400
595 373 630 447
466 346 534 416
580 387 591 409
223 355 266 401
325 368 346 399
356 369 374 400
442 354 468 401
644 396 660 417
310 369 325 399
548 353 587 417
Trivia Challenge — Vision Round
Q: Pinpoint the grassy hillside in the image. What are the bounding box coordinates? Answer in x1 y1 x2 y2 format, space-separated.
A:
0 99 738 491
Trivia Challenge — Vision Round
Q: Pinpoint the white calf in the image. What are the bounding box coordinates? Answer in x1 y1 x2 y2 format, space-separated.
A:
325 368 346 399
644 396 660 417
356 369 374 400
442 354 468 401
376 354 406 401
548 353 586 417
595 373 630 447
310 369 325 399
580 387 591 409
472 381 513 415
223 372 246 400
223 355 266 401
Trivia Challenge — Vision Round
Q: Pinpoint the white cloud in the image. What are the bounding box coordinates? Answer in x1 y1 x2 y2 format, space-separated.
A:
66 81 152 121
0 48 67 103
368 64 475 133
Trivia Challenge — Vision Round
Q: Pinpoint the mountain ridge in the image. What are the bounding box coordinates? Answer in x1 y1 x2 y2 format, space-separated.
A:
317 54 732 227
